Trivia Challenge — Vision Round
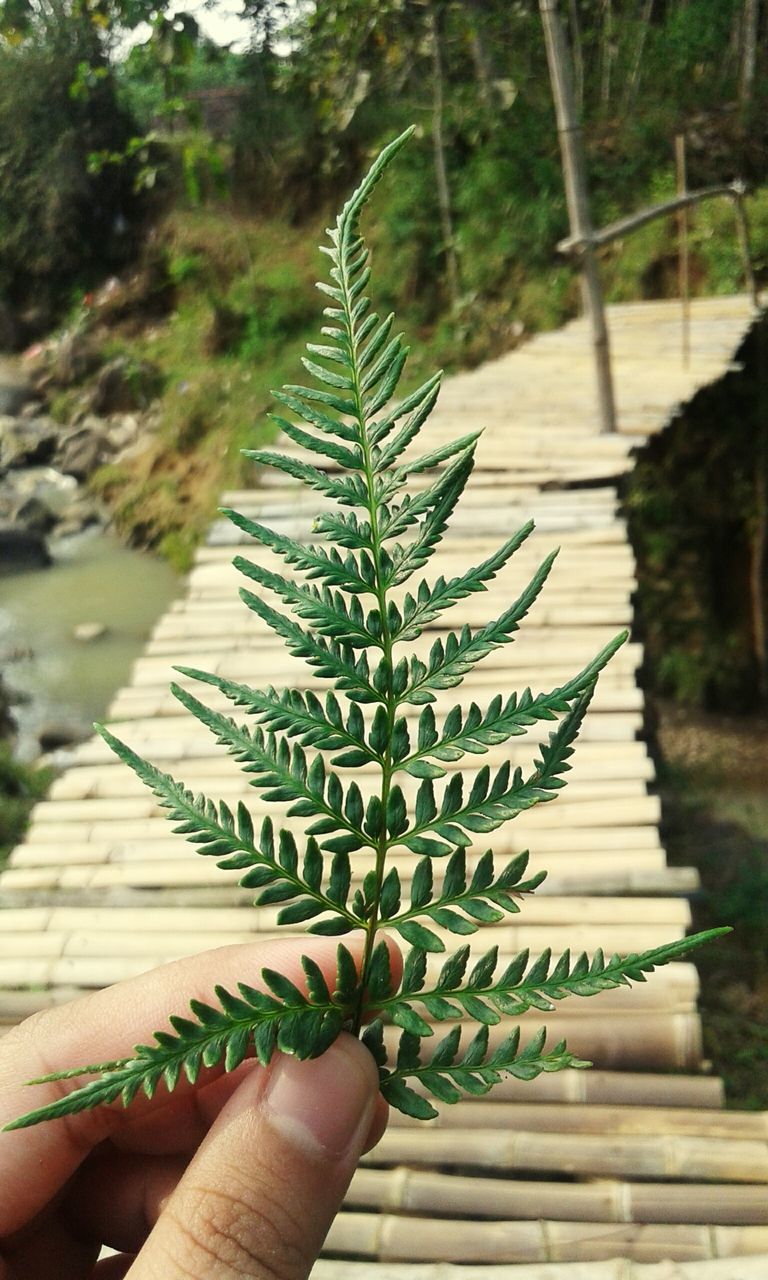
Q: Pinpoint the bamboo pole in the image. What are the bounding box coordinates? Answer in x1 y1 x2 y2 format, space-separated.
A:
346 1167 768 1225
324 1212 768 1264
310 1258 768 1280
676 135 691 368
558 183 752 254
539 0 617 433
732 184 759 307
363 1126 768 1182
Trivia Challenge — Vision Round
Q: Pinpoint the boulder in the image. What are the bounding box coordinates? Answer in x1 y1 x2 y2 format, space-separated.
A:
55 424 107 480
47 328 101 388
0 525 51 571
0 415 58 470
89 356 161 415
8 466 78 517
8 495 56 536
54 498 102 538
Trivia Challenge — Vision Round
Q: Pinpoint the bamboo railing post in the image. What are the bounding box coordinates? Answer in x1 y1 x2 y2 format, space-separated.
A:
539 0 617 435
675 134 691 368
732 181 759 308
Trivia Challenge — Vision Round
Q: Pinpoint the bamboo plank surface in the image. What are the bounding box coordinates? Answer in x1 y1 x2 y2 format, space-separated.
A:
1 293 765 1267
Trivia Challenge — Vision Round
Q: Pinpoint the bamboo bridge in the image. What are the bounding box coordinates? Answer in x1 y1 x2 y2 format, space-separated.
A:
2 294 767 1277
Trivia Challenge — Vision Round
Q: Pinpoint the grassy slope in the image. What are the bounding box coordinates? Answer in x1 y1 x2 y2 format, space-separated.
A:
77 181 768 571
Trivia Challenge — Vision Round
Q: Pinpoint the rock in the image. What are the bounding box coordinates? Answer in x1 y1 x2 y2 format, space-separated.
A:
8 495 56 536
89 356 161 415
0 377 34 416
48 327 101 387
73 621 108 642
0 525 50 571
106 413 140 450
38 721 90 752
0 415 58 470
54 498 102 538
55 424 107 480
8 466 78 517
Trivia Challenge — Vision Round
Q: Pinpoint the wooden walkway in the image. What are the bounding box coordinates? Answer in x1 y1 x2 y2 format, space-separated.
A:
2 295 767 1275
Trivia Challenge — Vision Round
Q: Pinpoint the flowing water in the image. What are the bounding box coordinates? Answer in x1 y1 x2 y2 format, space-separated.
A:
0 528 179 759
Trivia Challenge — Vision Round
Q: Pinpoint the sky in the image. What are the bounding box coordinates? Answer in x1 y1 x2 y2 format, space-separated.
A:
129 0 312 54
182 0 252 51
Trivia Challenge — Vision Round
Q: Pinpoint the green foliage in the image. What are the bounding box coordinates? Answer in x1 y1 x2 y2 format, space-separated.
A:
0 746 52 868
0 19 141 314
5 131 728 1132
625 318 768 711
232 264 316 361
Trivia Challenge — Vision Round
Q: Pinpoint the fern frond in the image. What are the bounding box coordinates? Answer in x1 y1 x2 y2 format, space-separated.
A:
394 523 535 643
270 388 358 443
5 948 364 1132
370 371 442 458
234 560 380 648
95 727 360 931
8 129 729 1136
381 927 731 1028
241 448 369 508
169 684 369 846
238 589 381 701
378 445 477 587
384 849 546 952
403 631 627 773
222 509 375 595
398 688 596 857
362 1021 587 1119
402 551 560 704
172 672 376 766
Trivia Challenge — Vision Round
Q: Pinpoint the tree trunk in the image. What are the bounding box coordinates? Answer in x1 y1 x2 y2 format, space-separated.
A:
600 0 614 108
566 0 584 112
739 0 760 108
622 0 654 112
427 3 461 311
464 0 496 109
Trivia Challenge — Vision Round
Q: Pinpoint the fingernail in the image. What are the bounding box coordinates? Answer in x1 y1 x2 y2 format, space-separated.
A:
263 1035 377 1162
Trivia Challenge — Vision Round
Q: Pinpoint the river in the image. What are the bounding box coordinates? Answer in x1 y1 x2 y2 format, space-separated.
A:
1 527 179 760
0 355 179 759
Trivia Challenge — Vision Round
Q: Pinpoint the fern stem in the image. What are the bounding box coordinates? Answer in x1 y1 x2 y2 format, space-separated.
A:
338 226 398 1033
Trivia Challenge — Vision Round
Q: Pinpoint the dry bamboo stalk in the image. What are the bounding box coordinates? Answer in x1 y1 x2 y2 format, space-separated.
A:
385 1101 766 1141
310 1258 768 1280
0 894 691 929
27 793 662 830
363 1126 768 1182
325 1211 768 1263
346 1167 768 1226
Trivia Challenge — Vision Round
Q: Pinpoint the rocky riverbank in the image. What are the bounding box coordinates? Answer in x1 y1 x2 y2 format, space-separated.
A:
0 342 157 571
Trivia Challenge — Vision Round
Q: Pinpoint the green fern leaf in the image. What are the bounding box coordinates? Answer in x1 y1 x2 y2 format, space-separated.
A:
7 128 730 1135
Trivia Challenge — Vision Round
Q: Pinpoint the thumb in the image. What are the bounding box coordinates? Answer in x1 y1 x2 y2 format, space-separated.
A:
128 1034 380 1280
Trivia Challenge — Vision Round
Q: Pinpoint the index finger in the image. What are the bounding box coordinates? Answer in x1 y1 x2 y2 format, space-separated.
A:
0 934 401 1238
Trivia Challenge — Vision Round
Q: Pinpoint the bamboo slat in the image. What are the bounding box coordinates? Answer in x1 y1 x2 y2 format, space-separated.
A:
346 1167 768 1225
311 1258 768 1280
364 1124 768 1182
324 1213 768 1264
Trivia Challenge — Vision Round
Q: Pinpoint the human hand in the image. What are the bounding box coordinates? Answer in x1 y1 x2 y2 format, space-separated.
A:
0 936 396 1279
